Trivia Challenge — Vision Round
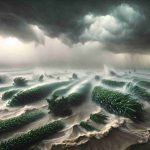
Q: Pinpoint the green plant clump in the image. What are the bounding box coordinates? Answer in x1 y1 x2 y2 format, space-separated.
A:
2 90 19 100
128 84 150 102
0 121 64 150
8 81 70 106
80 121 97 131
39 75 44 82
0 111 45 134
47 83 91 116
90 113 108 124
102 79 126 87
13 77 28 86
138 80 150 88
92 87 143 120
47 95 72 117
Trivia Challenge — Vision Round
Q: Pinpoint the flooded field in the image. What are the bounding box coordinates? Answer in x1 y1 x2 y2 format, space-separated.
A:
0 68 149 150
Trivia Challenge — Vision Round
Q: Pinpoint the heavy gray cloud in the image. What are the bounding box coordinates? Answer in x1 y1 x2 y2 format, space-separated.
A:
0 0 150 53
81 4 148 53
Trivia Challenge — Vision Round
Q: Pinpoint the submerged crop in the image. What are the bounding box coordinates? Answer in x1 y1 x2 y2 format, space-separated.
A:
138 80 150 88
47 83 91 116
92 87 143 120
128 83 150 102
8 81 70 106
80 121 98 132
102 79 126 87
90 113 108 124
2 89 19 100
47 95 72 117
0 111 45 134
0 121 64 150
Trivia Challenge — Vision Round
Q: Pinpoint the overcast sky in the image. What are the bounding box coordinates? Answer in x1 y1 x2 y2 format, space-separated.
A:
0 0 150 68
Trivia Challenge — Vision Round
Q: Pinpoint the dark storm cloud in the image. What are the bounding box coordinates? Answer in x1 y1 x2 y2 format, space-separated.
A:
0 0 150 53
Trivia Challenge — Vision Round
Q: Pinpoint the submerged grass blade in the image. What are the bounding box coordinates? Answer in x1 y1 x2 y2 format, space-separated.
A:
8 81 70 106
0 111 45 134
90 113 108 124
80 121 98 132
128 83 150 102
0 121 64 150
102 79 126 87
92 86 143 120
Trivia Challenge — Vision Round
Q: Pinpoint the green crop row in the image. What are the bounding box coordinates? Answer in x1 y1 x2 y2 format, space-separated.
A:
92 87 143 120
8 81 70 106
128 83 150 102
0 121 64 150
2 90 19 100
102 79 126 87
0 111 45 134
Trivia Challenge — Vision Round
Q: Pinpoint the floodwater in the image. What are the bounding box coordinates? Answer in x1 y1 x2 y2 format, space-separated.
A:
0 67 149 150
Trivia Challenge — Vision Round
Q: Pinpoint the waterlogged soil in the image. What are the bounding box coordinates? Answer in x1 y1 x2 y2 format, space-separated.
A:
0 68 149 150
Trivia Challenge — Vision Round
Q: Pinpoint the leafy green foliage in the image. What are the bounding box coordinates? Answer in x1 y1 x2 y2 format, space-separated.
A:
80 121 97 131
47 83 91 116
47 95 72 117
128 83 150 102
90 113 108 124
102 79 126 87
13 77 28 86
8 81 70 106
0 121 64 150
2 90 19 100
92 87 143 120
0 111 45 134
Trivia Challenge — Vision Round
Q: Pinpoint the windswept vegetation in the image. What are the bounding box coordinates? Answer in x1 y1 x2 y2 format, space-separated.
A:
2 89 19 100
0 121 64 150
128 83 150 102
92 87 143 120
13 77 28 86
80 121 98 132
47 95 72 117
138 80 150 88
90 113 108 124
0 111 45 134
8 81 70 106
47 83 91 116
102 79 126 87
